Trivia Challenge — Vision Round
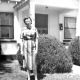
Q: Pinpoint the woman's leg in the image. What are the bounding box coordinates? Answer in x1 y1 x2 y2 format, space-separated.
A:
33 50 37 80
23 41 28 70
32 41 38 80
27 40 33 70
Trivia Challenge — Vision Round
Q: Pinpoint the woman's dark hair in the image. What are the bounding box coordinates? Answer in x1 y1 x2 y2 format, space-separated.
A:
24 17 32 24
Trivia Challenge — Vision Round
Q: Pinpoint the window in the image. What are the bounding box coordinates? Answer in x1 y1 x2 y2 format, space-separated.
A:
35 14 48 34
0 12 14 39
64 17 76 39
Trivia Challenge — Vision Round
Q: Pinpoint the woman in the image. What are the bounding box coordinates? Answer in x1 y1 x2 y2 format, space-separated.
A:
20 17 38 80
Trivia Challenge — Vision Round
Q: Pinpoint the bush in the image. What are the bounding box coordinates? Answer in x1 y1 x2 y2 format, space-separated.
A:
68 36 80 65
36 35 72 74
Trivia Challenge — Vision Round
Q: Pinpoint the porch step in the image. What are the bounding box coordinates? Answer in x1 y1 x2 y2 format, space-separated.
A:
63 39 71 45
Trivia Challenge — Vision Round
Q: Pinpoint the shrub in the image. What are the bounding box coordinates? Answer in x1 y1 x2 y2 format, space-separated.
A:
36 35 72 74
68 36 80 65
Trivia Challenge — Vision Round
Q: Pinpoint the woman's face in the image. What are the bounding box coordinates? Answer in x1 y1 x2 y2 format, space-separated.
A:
24 18 32 29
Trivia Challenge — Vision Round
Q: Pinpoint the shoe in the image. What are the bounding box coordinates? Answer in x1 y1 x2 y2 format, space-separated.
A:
30 70 33 73
20 66 27 71
20 66 24 70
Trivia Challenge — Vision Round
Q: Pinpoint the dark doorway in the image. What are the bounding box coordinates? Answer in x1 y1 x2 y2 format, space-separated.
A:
35 14 48 34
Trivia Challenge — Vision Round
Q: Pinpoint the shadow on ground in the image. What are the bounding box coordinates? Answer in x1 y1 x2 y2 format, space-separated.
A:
0 55 13 74
37 73 46 80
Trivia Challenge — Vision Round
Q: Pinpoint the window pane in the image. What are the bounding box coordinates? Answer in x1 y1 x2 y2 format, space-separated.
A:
1 27 9 38
0 13 13 26
0 26 14 39
64 28 76 39
37 28 48 34
64 17 76 28
0 12 14 39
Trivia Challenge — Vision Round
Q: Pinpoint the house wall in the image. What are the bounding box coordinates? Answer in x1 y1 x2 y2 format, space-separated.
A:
0 2 22 42
59 10 78 42
0 2 30 55
14 4 29 43
0 3 15 12
36 9 60 40
0 3 20 55
35 0 78 41
22 9 29 29
0 1 78 42
0 2 29 43
48 12 59 40
76 0 80 36
36 6 78 41
35 0 78 9
0 3 15 38
0 1 79 55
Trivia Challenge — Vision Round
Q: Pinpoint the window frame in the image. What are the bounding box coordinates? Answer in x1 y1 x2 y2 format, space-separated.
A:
35 13 48 34
0 12 14 39
64 17 76 39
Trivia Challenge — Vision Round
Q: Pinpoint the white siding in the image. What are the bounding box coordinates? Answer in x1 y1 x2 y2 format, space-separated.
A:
0 3 15 12
48 12 59 40
36 9 59 40
59 10 78 42
35 0 78 9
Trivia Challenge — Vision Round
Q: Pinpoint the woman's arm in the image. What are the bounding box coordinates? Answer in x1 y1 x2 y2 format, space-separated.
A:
35 29 39 53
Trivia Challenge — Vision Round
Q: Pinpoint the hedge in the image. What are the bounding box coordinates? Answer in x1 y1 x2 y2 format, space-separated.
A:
36 35 72 74
68 36 80 65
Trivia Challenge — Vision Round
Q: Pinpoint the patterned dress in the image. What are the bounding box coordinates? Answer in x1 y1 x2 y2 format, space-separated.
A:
21 27 38 70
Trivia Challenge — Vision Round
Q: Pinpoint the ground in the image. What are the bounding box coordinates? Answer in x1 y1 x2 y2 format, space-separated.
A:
42 65 80 80
0 59 28 80
0 58 80 80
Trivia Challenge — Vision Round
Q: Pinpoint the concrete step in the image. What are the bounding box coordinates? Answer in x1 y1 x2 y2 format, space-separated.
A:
63 39 71 45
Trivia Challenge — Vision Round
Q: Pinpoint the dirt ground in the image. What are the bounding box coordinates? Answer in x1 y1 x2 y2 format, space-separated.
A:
1 56 80 80
0 57 45 80
0 58 28 80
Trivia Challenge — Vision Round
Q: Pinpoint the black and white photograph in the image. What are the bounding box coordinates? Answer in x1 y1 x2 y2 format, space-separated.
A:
0 0 80 80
